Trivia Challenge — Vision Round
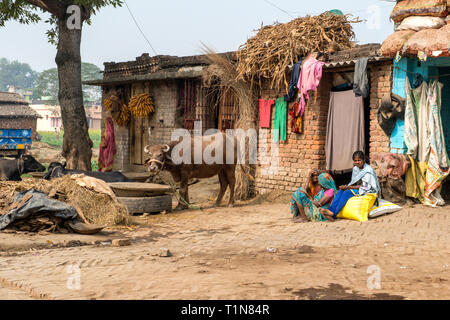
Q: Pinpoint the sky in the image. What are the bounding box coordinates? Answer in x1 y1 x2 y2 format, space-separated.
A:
0 0 395 72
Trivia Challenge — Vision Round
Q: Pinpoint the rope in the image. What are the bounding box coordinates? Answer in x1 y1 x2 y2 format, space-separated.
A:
394 66 450 79
162 176 203 211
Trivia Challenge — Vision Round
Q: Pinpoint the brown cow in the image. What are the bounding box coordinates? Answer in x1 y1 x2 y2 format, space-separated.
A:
144 133 250 210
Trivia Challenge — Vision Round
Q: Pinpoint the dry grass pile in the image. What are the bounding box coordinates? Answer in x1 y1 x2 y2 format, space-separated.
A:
250 190 293 205
236 13 360 90
0 177 130 227
202 47 257 200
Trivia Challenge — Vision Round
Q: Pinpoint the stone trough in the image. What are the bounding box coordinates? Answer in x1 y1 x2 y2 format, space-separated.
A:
108 182 173 215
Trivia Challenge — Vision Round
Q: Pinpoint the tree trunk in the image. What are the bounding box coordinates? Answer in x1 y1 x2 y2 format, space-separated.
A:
56 17 93 170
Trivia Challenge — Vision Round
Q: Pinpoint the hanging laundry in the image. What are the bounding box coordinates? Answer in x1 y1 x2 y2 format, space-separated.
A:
273 97 287 143
404 78 449 207
325 90 365 171
404 77 419 159
423 80 449 207
296 57 325 117
284 60 302 102
405 155 427 203
412 74 424 89
289 102 302 134
258 99 275 128
353 57 369 98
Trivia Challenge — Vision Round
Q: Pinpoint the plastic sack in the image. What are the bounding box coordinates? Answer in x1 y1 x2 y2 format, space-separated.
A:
337 193 378 222
369 199 403 219
381 30 416 57
390 0 447 23
396 16 445 31
407 25 450 56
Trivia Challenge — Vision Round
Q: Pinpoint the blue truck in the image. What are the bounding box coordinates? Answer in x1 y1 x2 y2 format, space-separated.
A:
0 128 32 158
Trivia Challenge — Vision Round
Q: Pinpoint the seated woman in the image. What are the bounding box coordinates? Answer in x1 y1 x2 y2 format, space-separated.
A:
291 170 337 223
320 151 381 222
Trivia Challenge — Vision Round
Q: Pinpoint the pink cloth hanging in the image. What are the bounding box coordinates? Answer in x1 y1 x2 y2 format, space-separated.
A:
296 57 325 117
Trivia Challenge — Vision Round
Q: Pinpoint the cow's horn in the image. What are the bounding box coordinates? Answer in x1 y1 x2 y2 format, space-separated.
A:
163 144 170 153
144 145 150 153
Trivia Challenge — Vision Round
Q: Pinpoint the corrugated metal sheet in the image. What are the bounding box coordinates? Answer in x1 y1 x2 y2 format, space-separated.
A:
324 56 391 68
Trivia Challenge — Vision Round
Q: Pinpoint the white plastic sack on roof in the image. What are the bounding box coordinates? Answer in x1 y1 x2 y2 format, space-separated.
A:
396 16 445 31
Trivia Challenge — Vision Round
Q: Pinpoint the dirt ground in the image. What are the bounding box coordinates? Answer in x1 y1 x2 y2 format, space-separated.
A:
0 178 449 300
30 142 99 164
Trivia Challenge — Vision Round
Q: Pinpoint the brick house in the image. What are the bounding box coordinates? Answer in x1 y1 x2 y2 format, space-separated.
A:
84 53 236 172
255 44 393 193
85 45 393 193
0 92 39 139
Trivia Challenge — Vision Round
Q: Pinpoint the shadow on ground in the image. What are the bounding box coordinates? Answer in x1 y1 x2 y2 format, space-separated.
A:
291 283 405 300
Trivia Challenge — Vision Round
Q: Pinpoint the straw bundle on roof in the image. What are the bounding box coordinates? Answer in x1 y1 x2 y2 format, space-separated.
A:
202 47 257 200
236 13 360 91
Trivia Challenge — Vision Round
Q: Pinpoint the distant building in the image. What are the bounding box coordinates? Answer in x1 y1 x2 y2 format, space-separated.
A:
7 85 33 102
30 102 62 131
86 105 102 130
0 92 40 139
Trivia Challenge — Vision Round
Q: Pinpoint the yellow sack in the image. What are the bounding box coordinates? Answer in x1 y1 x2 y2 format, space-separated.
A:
337 192 378 222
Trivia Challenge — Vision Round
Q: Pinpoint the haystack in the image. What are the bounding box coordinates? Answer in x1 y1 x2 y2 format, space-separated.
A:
236 12 360 91
0 177 130 227
202 47 257 200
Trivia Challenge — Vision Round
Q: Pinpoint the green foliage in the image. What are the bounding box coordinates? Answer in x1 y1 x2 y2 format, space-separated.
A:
33 67 58 103
38 131 63 147
0 57 39 91
33 62 102 103
88 129 101 149
91 159 99 172
39 129 101 149
0 0 123 44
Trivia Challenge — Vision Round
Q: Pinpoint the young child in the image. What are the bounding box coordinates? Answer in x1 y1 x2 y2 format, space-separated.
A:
320 151 381 221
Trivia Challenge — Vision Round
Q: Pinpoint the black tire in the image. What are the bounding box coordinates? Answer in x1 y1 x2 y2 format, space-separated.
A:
117 195 173 214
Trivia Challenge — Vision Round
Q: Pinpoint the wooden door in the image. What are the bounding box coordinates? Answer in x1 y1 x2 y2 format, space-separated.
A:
130 82 150 165
218 89 237 131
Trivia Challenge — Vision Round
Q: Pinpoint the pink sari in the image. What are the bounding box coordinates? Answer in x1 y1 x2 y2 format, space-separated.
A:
98 118 117 172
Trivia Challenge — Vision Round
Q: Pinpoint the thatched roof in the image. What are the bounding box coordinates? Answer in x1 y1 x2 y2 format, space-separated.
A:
0 92 25 104
236 12 361 90
0 92 39 119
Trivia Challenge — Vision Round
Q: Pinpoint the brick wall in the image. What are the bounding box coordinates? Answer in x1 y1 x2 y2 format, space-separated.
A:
255 61 393 195
101 79 183 172
368 62 392 155
147 79 180 146
256 72 333 194
0 118 37 139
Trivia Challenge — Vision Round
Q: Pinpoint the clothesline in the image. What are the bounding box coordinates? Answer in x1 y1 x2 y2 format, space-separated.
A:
393 66 450 79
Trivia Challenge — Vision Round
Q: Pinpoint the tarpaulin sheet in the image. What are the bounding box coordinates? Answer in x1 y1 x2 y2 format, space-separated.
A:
0 189 78 230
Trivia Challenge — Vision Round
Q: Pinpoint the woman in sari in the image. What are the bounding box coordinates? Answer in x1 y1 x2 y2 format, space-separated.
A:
98 117 117 172
320 151 381 221
291 170 338 223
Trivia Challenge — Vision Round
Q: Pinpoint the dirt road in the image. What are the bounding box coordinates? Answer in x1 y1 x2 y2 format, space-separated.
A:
0 184 448 300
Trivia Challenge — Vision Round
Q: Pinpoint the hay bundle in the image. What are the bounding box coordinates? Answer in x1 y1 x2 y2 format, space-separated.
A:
0 177 130 227
236 13 360 90
202 47 257 200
